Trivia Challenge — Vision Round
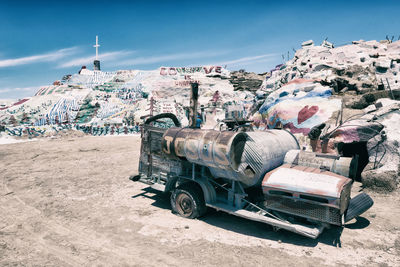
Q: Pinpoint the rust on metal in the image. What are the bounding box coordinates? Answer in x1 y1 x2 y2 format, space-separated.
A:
262 164 351 198
161 128 246 169
261 164 353 225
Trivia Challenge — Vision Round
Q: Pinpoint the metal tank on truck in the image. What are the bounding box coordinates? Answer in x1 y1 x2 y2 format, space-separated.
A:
130 83 373 239
161 128 299 187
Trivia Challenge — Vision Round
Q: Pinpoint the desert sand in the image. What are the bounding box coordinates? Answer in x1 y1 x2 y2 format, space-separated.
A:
1 135 399 266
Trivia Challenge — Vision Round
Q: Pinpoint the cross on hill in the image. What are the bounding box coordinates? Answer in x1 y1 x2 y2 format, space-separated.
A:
93 35 100 60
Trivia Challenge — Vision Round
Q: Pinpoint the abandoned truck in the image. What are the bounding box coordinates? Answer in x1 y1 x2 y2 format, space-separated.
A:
130 85 373 239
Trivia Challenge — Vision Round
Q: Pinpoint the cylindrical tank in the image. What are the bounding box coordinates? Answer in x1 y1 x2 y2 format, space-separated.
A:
161 128 299 187
162 128 247 169
230 130 300 187
283 150 358 178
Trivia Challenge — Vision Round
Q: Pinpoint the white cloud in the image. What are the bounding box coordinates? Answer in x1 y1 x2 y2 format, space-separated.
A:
0 47 78 68
59 50 135 68
232 56 279 67
0 86 40 94
115 50 229 67
218 53 278 66
193 53 279 70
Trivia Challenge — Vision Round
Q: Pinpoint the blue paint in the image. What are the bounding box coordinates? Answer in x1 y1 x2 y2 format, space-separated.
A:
279 91 289 97
259 88 332 115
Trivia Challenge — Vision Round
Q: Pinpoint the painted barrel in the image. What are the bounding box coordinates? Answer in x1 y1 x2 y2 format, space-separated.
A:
161 128 299 187
161 128 247 169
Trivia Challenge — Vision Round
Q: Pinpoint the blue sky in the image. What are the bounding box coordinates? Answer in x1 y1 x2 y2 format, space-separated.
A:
1 0 400 99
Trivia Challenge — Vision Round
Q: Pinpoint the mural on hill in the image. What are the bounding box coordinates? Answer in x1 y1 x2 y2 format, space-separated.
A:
0 65 254 130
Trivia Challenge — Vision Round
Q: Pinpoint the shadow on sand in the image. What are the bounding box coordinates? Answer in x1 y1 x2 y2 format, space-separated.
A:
131 186 370 248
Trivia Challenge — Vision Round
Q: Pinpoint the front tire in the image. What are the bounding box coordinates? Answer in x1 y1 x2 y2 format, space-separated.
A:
170 183 206 219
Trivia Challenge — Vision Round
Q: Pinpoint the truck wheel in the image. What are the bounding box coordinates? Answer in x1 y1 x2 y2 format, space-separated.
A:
170 183 206 219
129 174 140 182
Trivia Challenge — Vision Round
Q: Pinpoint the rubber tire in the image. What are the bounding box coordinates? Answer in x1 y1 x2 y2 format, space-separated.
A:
129 174 141 182
345 193 374 223
170 183 207 219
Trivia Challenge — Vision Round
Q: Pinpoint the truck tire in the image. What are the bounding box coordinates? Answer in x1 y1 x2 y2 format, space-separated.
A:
345 193 374 223
170 183 207 219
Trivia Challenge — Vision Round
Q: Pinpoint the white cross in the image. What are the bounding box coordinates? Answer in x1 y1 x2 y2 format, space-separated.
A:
93 35 100 60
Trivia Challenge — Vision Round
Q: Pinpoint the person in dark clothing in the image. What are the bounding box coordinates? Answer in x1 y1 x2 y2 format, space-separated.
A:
196 113 202 128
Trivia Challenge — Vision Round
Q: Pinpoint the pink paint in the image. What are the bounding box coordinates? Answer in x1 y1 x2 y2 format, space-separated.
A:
0 98 29 110
297 105 319 124
13 99 29 106
284 78 317 86
283 122 311 135
160 66 222 75
330 128 360 143
160 68 167 75
203 66 214 74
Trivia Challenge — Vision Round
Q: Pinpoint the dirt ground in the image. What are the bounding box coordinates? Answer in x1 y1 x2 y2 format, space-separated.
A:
1 135 399 266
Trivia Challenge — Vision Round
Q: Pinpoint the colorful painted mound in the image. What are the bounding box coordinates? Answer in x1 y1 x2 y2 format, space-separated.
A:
253 79 341 135
254 39 400 190
0 66 254 130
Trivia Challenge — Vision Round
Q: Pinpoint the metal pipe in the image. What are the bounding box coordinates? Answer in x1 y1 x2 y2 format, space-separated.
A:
189 83 199 128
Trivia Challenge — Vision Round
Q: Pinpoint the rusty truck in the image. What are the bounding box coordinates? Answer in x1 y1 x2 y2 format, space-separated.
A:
130 83 373 239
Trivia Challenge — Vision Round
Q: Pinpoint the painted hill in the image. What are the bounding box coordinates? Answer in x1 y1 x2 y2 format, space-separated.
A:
0 66 255 129
252 39 400 190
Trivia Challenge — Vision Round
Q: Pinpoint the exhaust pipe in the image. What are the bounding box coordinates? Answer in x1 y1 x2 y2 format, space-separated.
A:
189 82 199 128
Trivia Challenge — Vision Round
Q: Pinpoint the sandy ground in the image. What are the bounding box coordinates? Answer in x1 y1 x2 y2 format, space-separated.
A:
1 135 399 266
0 135 36 145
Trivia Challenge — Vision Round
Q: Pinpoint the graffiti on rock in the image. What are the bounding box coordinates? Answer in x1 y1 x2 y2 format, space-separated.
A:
160 66 222 76
297 105 319 125
4 124 140 137
254 79 342 135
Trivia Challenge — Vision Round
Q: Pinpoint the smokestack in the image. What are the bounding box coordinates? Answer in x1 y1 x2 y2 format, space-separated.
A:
189 82 199 128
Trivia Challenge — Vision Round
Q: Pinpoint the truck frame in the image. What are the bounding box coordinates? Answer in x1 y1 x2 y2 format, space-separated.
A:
130 113 374 239
130 83 373 239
